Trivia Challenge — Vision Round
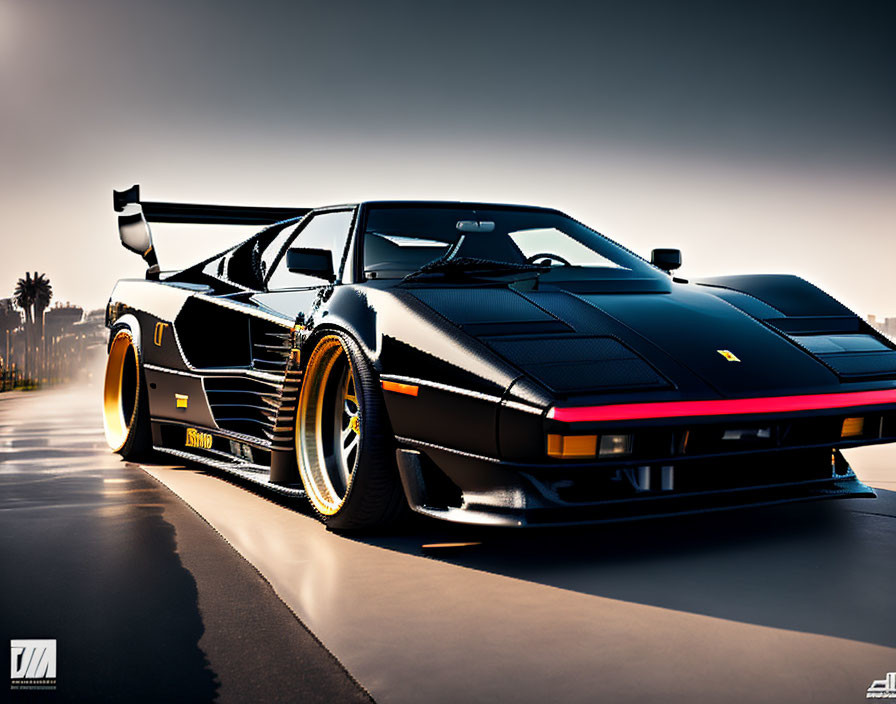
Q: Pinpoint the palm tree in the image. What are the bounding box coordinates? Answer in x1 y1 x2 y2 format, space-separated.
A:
13 272 53 382
13 274 35 380
32 273 53 352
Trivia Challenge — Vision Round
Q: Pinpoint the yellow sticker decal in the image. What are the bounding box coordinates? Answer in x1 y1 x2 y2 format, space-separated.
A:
154 322 169 346
185 428 213 449
175 393 189 409
717 349 741 362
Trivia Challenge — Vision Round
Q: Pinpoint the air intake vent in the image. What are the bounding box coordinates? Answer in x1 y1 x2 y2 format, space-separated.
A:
250 318 291 372
788 333 896 379
175 298 251 367
819 353 896 377
766 317 861 335
204 376 282 437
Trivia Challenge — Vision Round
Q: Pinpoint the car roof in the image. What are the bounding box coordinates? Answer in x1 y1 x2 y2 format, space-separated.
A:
310 200 565 215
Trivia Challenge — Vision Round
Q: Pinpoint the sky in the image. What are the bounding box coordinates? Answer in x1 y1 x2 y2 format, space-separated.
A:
1 0 894 316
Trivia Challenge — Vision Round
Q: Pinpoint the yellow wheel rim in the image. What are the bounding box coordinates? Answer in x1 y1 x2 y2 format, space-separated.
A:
103 330 140 452
296 336 361 515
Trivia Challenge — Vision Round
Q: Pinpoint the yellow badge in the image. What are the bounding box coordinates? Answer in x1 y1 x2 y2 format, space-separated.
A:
185 428 213 449
175 393 189 408
717 349 741 362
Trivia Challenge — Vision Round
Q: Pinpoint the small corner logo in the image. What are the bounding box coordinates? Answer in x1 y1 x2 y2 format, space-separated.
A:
10 639 56 691
717 349 741 362
867 671 896 699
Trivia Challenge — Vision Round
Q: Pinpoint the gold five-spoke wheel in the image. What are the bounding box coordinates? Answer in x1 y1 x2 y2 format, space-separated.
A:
338 369 361 485
296 336 362 516
295 332 408 530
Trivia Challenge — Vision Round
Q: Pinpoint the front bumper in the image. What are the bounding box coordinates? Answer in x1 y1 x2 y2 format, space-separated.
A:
395 445 876 527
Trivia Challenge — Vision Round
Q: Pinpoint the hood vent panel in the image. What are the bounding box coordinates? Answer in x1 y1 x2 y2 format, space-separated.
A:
482 335 670 394
788 333 896 379
411 288 557 325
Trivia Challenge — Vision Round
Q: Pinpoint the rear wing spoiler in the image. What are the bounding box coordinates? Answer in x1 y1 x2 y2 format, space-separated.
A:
113 184 310 278
113 184 310 225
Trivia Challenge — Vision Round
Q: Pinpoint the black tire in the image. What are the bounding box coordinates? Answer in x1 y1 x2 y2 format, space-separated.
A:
103 325 152 461
295 331 407 531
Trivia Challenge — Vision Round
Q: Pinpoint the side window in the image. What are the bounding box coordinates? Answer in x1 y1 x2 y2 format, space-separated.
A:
260 221 303 281
266 210 355 290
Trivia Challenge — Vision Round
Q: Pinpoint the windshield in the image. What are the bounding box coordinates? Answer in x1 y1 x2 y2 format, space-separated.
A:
361 206 658 281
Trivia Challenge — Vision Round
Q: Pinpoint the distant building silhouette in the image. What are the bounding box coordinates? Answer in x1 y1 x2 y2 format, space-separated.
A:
1 300 105 391
866 314 896 338
45 303 84 338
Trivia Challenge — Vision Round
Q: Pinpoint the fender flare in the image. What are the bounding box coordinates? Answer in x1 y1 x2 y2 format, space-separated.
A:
108 313 143 351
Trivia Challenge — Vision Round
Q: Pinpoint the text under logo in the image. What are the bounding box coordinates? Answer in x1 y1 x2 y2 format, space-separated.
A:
10 639 56 691
868 672 896 699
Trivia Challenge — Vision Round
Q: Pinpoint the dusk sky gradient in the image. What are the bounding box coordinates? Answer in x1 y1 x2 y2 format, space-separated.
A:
1 0 894 314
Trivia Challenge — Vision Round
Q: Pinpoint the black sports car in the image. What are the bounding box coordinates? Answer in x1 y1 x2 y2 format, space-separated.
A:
104 185 896 529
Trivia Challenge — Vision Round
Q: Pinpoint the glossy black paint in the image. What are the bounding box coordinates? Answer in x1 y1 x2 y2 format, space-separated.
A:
106 196 896 525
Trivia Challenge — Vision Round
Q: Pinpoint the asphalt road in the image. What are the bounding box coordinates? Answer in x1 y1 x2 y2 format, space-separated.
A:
0 382 372 704
2 380 895 703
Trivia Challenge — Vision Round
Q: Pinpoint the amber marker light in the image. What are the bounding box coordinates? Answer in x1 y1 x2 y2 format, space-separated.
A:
382 380 419 396
547 434 598 459
841 417 864 438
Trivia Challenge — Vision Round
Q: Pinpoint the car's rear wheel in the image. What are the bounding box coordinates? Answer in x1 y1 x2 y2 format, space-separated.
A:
103 327 151 460
296 332 406 531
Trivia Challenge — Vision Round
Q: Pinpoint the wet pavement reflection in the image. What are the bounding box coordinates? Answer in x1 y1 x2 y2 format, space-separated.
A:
0 385 218 703
0 384 372 704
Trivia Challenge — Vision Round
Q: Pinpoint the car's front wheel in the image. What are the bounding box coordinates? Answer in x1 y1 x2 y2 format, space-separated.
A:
295 332 406 531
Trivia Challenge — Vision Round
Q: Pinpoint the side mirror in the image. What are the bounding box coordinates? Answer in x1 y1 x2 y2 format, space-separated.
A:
651 248 682 273
286 247 335 282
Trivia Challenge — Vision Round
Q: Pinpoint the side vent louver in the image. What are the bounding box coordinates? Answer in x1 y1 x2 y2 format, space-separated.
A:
204 376 283 437
250 318 291 372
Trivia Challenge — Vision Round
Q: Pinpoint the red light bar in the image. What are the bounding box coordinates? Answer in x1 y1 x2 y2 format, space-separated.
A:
549 388 896 423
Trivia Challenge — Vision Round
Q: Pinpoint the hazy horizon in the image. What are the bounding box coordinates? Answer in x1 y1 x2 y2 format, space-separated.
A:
2 0 894 315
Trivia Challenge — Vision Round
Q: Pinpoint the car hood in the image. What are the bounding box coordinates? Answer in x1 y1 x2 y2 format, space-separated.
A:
408 283 844 398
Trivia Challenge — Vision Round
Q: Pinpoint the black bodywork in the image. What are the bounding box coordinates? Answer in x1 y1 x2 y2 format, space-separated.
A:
106 187 896 526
